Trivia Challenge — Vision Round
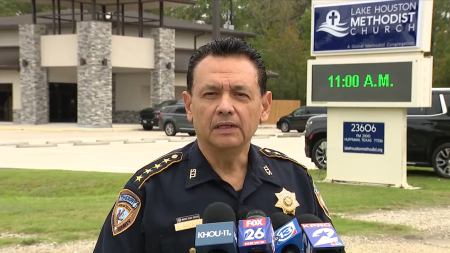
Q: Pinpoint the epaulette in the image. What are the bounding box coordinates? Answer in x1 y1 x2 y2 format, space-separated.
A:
259 148 309 172
132 151 183 189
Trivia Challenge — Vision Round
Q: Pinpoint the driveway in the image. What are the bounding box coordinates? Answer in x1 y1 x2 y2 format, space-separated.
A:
0 127 314 173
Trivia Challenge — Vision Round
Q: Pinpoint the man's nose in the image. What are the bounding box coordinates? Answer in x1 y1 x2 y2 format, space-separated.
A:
216 94 235 115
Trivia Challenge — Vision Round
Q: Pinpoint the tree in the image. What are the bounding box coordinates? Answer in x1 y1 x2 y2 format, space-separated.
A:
157 0 253 32
0 0 52 17
431 0 450 87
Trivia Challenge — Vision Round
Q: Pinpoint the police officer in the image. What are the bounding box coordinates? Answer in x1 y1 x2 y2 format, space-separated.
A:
93 37 331 253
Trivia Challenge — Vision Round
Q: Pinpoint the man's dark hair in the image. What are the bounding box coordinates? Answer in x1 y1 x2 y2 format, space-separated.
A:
186 37 267 96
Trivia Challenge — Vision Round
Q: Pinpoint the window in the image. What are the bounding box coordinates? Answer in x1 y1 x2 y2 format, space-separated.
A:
444 94 450 110
407 93 444 115
407 108 427 115
307 107 327 114
156 100 177 108
175 107 186 114
427 93 443 115
162 106 174 113
293 108 306 117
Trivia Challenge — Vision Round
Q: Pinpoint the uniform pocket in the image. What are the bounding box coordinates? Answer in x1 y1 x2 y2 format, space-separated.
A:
159 229 196 253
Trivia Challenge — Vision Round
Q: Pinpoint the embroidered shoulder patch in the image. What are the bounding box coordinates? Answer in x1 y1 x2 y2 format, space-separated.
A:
132 151 183 189
111 189 141 236
259 148 309 172
313 182 331 221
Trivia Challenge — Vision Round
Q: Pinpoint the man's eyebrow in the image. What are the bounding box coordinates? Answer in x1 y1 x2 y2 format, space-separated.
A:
199 84 251 93
200 84 220 92
232 85 249 92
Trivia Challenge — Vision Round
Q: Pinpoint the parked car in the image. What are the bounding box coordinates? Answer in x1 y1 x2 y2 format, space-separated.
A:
304 88 450 179
158 105 196 136
139 100 185 130
276 106 327 132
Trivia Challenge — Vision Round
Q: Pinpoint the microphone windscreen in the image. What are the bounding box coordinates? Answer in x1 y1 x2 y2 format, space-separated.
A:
246 209 267 219
203 202 237 224
270 212 293 230
296 214 323 224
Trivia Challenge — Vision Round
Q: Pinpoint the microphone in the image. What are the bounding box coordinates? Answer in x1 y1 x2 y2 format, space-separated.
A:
298 214 345 253
195 202 239 253
238 210 275 253
271 212 302 253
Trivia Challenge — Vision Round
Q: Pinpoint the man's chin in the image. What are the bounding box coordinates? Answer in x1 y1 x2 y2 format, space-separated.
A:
210 137 246 149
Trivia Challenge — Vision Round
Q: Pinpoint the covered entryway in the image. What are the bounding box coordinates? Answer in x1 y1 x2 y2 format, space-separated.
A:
0 84 12 121
49 83 77 122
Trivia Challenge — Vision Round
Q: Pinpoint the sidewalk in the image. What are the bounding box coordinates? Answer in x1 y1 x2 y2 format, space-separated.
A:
0 123 277 132
0 124 293 145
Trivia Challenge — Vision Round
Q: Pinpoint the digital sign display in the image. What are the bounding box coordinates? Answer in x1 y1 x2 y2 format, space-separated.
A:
312 0 421 53
311 62 413 102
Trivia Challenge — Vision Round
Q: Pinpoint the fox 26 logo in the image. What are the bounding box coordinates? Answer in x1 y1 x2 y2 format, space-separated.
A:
243 227 266 241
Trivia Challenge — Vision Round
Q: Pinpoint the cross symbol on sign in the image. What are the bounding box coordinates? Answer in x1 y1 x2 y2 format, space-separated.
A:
328 11 338 26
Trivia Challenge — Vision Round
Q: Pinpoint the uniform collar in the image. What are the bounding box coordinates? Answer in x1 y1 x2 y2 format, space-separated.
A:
185 141 281 189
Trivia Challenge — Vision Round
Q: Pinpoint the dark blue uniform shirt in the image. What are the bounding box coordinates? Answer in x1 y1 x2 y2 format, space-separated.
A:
93 140 332 253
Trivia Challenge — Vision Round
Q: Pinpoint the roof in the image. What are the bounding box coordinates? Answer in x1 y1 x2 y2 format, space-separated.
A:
0 9 255 37
0 46 279 78
14 0 197 11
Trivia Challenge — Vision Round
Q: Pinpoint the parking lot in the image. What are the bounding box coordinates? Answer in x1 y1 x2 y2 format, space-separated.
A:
0 126 314 173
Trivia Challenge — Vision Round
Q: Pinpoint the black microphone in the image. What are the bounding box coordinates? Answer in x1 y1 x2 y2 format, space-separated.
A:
297 214 345 253
246 210 267 219
195 202 239 253
271 212 294 231
271 212 302 253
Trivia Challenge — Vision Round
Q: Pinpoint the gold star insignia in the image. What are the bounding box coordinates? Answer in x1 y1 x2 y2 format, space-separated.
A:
275 188 300 215
153 163 161 169
135 175 143 182
163 158 171 163
144 169 152 174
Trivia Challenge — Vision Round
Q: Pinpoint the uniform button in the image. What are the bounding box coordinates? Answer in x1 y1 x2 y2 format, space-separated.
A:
189 247 196 253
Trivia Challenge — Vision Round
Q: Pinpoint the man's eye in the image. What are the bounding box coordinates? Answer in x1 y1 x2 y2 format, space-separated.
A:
236 93 249 98
204 92 217 96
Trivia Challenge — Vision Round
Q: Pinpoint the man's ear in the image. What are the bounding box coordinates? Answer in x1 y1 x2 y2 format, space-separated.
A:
182 91 193 122
260 91 272 123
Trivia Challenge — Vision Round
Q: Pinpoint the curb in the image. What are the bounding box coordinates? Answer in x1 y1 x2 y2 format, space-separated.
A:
73 142 110 146
0 127 143 132
96 139 128 143
0 133 301 149
0 142 29 147
46 140 82 145
124 140 156 144
142 137 170 142
169 138 197 142
276 133 303 138
17 143 57 148
252 135 272 139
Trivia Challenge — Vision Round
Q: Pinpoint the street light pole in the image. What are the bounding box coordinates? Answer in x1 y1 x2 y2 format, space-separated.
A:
212 0 221 40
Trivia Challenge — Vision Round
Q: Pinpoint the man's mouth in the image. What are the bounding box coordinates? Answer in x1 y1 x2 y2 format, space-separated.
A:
214 122 238 129
217 125 237 129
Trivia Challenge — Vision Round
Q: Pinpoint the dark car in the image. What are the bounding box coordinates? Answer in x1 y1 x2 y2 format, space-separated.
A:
158 105 196 136
139 100 185 130
276 106 327 132
304 88 450 179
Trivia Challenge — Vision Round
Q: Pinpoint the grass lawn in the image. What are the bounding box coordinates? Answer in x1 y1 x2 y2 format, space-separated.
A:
0 167 449 246
310 167 450 214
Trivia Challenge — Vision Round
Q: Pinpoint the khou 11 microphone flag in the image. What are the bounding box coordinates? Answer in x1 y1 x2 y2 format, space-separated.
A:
195 202 239 253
